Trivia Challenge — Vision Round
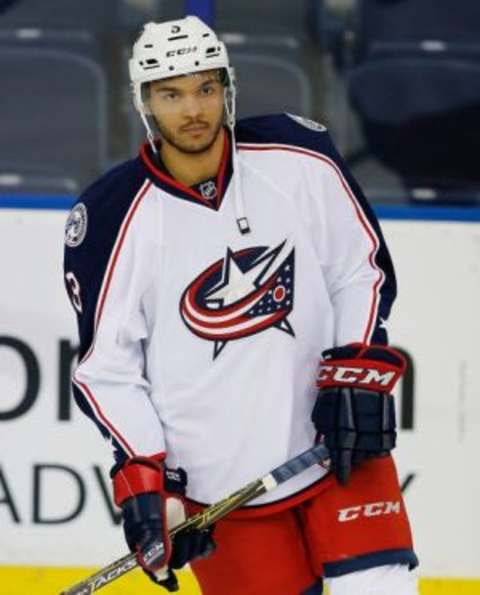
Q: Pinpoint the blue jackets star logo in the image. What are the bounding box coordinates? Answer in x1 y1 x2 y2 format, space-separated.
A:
180 239 295 358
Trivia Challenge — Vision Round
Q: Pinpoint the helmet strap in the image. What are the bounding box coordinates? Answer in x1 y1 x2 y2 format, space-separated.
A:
140 110 158 154
224 69 236 132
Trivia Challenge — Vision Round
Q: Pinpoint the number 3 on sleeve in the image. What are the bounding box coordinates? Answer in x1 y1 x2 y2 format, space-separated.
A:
65 271 83 314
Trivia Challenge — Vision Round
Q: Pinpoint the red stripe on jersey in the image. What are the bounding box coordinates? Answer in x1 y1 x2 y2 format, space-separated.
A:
73 377 135 456
140 131 230 210
183 309 288 341
185 274 277 325
238 143 384 343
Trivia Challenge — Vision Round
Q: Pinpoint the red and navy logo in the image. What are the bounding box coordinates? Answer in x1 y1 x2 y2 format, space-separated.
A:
180 240 295 358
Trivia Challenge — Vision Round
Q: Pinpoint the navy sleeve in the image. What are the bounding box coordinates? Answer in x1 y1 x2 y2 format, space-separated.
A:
63 158 150 460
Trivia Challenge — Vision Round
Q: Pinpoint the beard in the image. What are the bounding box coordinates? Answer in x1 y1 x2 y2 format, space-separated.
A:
155 113 224 155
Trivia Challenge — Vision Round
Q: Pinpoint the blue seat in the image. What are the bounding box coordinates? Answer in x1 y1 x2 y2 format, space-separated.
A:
216 0 309 37
0 0 163 32
0 42 108 192
223 33 314 119
355 0 480 62
214 5 315 120
346 0 480 203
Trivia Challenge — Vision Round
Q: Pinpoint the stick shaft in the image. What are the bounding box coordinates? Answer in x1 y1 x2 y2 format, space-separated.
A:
61 443 329 595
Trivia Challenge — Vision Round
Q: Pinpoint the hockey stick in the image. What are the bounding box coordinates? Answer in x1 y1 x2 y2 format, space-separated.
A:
60 442 329 595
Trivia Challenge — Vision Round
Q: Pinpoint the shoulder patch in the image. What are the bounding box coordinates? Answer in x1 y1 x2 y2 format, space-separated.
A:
65 202 88 248
286 113 327 132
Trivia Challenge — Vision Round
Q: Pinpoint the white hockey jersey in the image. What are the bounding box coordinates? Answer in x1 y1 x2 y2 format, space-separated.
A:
63 114 396 510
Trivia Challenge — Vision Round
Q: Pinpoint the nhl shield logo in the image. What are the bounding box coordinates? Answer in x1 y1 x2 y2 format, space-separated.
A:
198 180 217 200
65 203 88 248
180 239 295 359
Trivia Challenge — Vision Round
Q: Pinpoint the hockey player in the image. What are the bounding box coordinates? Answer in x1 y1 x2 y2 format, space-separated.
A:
64 15 418 595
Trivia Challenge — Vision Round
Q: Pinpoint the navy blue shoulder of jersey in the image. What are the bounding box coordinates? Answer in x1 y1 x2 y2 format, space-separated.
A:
64 157 149 459
236 113 396 345
236 113 331 148
64 156 148 359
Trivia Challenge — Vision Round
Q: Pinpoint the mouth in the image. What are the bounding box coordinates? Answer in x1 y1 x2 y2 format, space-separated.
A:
182 124 209 133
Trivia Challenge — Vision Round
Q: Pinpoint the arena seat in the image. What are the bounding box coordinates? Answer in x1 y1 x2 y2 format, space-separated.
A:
346 0 480 203
0 0 164 32
0 40 108 192
354 0 480 63
223 33 314 119
215 0 308 37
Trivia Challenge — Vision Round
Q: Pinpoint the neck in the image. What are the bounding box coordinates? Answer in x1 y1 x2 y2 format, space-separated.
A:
159 128 226 187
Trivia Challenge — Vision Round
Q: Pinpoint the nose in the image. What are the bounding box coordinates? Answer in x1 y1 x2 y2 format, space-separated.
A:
181 94 203 119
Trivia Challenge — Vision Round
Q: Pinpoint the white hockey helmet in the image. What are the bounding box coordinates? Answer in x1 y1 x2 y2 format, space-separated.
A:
129 15 236 141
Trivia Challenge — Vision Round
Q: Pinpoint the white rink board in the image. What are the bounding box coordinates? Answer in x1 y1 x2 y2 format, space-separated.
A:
0 208 479 576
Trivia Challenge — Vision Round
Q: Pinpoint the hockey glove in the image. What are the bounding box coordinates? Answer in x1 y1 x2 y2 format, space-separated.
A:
112 454 215 591
312 344 406 485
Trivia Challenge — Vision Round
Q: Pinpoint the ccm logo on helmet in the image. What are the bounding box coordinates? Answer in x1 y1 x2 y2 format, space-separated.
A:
338 501 401 522
318 365 396 387
166 46 198 57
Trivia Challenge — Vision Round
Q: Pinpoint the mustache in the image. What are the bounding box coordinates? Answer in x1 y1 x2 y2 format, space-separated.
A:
180 120 209 131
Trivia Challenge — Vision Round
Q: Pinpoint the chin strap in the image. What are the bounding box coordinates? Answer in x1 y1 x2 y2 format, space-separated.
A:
139 110 159 155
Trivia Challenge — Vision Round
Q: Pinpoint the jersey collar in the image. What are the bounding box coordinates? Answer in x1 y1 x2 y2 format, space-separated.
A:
139 130 232 211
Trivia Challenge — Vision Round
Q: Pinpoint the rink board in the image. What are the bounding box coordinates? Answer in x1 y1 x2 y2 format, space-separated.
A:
1 201 480 587
0 566 479 595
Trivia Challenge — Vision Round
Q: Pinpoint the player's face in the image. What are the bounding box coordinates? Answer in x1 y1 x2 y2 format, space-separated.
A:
147 70 225 154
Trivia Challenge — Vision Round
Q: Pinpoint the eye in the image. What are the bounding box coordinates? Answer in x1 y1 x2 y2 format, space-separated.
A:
158 90 179 101
200 84 215 96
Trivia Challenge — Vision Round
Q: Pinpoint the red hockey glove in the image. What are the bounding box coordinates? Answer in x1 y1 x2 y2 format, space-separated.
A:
312 344 406 485
112 454 215 591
